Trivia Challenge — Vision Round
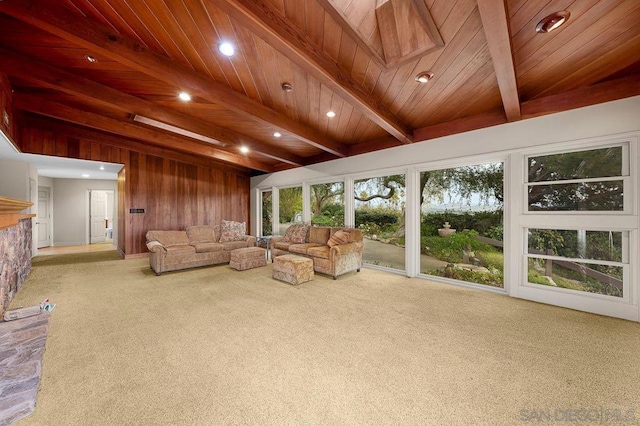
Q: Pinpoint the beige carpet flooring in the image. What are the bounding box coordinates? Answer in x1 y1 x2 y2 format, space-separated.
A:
8 253 640 425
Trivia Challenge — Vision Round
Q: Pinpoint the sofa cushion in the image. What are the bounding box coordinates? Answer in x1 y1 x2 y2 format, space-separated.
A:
289 243 323 255
327 229 350 247
274 241 294 251
219 220 246 242
332 227 362 242
306 246 330 259
283 223 309 243
186 225 216 243
220 240 249 251
147 230 190 247
192 242 225 253
165 244 196 254
309 226 331 244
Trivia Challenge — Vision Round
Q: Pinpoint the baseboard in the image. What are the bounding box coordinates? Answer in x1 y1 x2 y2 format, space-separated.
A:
123 252 149 260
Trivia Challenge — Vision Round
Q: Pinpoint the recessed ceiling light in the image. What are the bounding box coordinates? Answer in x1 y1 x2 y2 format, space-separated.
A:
281 83 293 93
82 174 90 178
326 111 336 118
178 92 191 101
536 11 570 33
99 165 105 171
218 41 235 57
273 132 282 138
414 72 434 83
84 55 98 63
240 146 249 154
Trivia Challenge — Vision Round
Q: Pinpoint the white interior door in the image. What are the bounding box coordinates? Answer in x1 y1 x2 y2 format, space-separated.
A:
37 187 51 249
90 190 107 244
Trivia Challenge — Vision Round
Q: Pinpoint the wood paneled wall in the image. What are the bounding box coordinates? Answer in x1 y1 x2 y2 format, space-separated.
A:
19 120 251 257
0 73 15 140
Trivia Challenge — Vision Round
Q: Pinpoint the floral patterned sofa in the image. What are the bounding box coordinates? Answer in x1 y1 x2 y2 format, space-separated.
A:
146 221 256 275
269 224 363 279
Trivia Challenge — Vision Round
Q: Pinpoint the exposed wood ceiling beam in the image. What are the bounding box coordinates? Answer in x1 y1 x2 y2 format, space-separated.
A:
214 0 415 144
13 94 274 172
0 0 347 157
22 114 253 173
477 0 521 121
521 74 640 119
348 136 403 157
410 74 640 142
0 48 305 167
413 111 507 141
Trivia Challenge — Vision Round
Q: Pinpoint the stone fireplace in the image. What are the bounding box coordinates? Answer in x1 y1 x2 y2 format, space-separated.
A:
0 196 35 318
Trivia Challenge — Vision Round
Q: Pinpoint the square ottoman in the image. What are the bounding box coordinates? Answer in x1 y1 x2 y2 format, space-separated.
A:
273 254 314 286
230 247 267 271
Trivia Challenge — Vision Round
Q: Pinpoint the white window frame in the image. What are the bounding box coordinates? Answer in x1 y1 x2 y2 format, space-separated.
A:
523 142 631 215
276 184 303 236
307 177 346 226
256 187 276 237
517 136 638 320
351 167 408 275
415 154 509 294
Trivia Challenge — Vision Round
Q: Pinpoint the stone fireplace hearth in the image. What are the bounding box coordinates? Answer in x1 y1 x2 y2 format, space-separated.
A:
0 196 35 318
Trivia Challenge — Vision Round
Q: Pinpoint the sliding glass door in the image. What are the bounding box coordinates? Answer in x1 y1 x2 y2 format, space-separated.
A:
278 186 302 235
419 162 504 288
310 181 344 226
354 174 405 271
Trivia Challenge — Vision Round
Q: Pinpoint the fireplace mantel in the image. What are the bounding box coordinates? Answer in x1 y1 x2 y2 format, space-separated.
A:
0 196 36 230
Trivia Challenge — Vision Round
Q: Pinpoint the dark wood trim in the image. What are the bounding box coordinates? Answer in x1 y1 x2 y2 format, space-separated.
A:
413 111 507 141
348 136 402 156
477 0 521 121
521 74 640 119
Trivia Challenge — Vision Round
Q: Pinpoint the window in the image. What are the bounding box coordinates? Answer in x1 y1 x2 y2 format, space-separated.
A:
419 162 504 288
310 181 344 226
260 190 272 236
523 143 632 301
527 146 626 212
527 229 626 298
278 186 302 235
354 174 405 271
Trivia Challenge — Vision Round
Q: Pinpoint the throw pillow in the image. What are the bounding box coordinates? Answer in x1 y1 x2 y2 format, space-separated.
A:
219 220 246 242
283 223 309 244
327 230 350 247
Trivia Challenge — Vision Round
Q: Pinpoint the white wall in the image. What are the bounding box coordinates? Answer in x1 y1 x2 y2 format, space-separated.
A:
0 158 38 255
52 178 117 246
0 158 31 207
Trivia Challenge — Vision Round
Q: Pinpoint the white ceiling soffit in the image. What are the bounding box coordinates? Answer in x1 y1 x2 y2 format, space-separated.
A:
0 129 121 180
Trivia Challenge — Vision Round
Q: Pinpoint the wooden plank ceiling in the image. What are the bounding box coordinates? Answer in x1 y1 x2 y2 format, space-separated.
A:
0 0 639 173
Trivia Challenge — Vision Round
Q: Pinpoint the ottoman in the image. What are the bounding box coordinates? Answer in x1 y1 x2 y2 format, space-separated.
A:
273 254 314 286
230 247 267 271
